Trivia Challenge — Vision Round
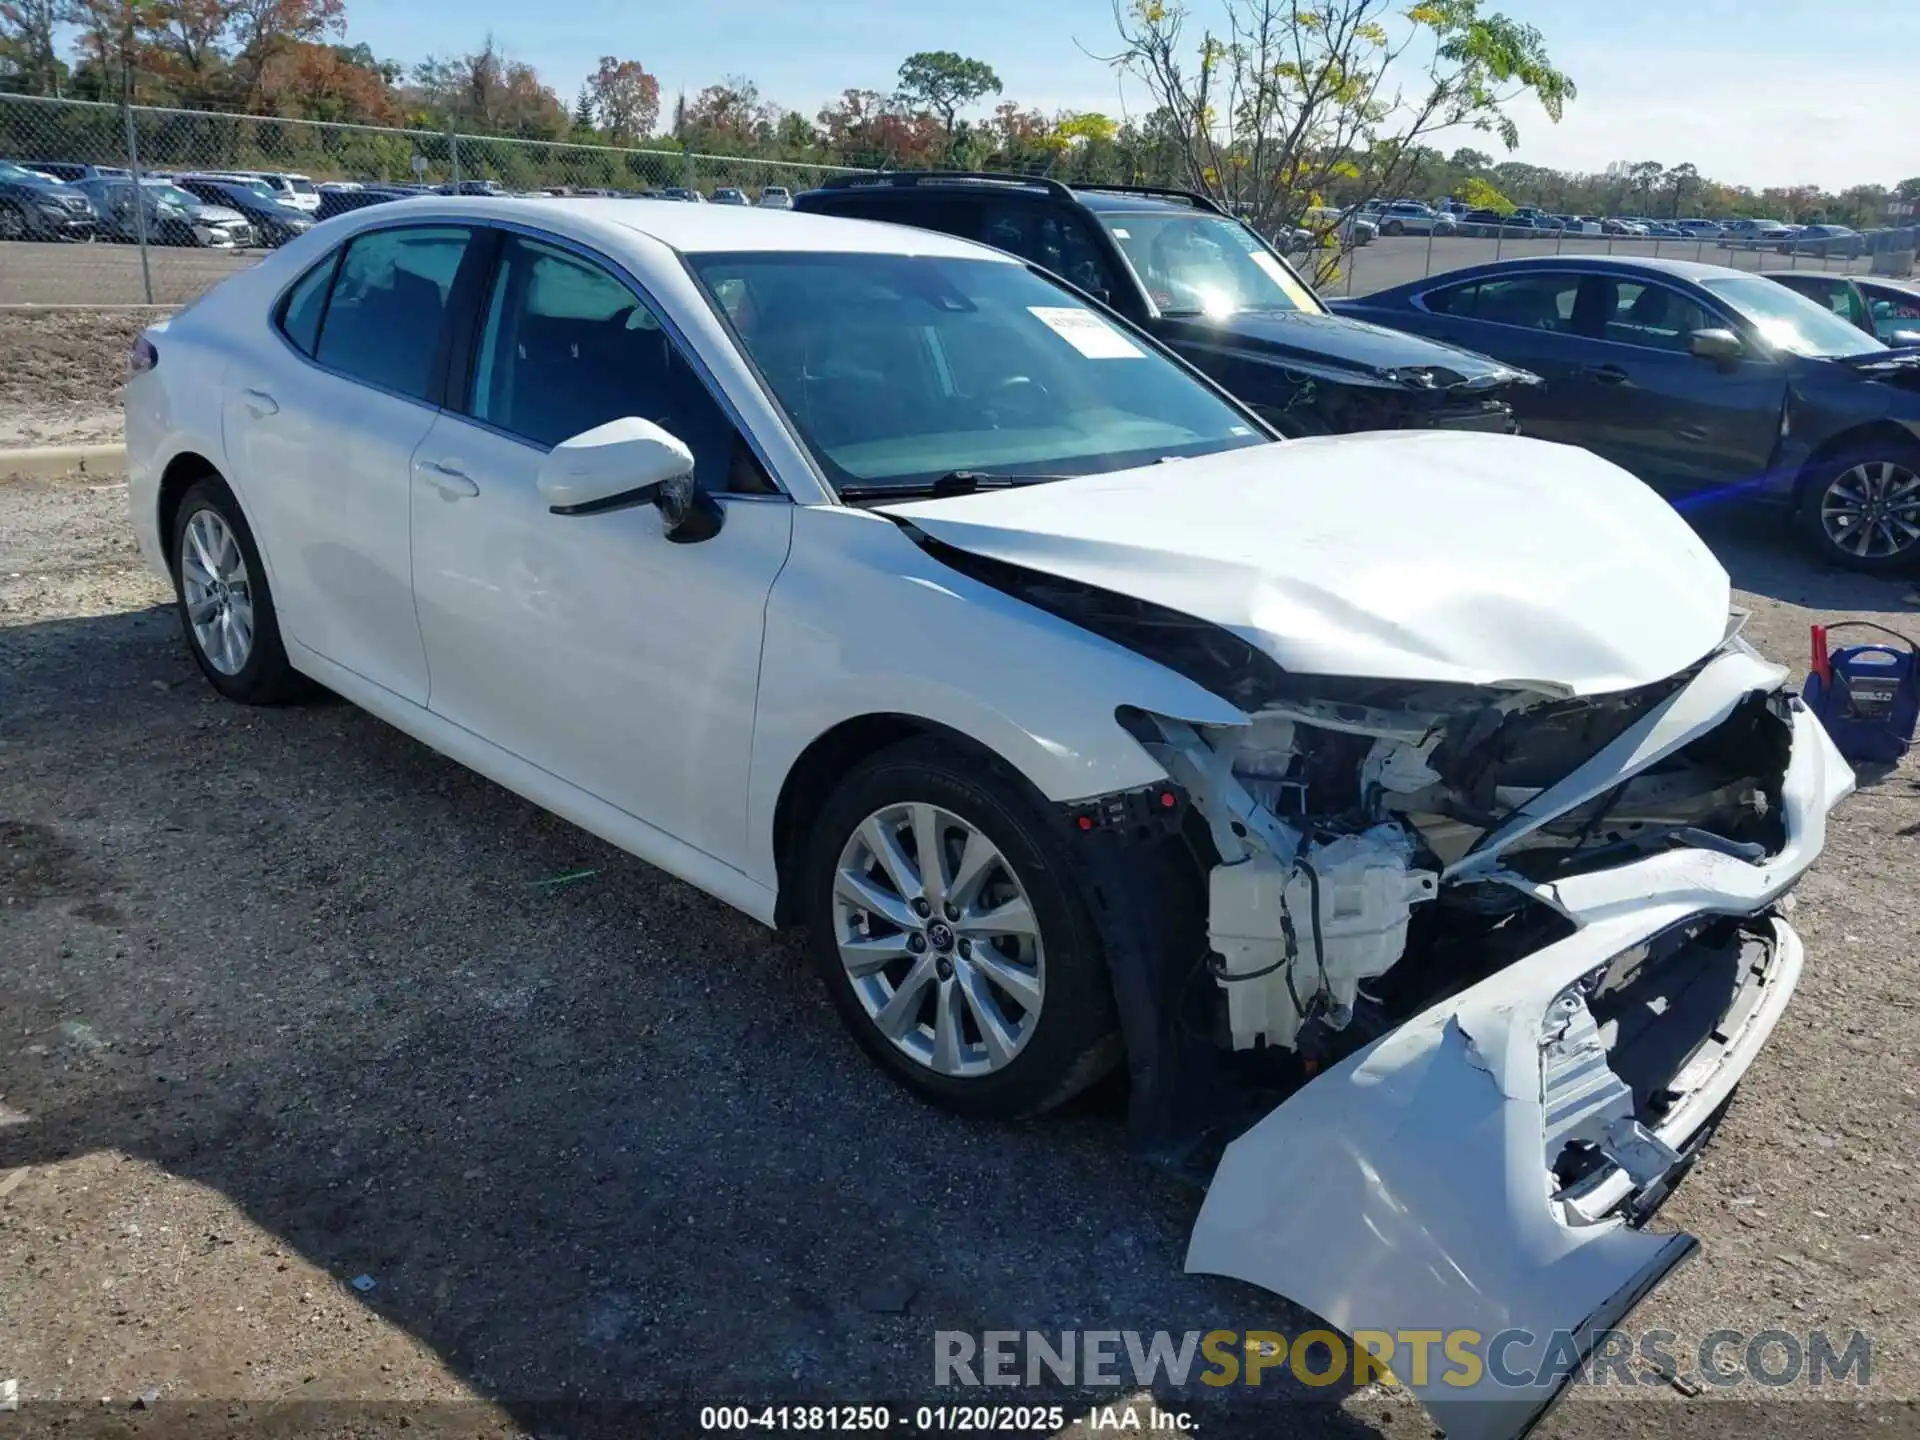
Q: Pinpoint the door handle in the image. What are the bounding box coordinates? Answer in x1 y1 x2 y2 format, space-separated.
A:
1584 364 1630 385
416 459 479 498
241 387 279 417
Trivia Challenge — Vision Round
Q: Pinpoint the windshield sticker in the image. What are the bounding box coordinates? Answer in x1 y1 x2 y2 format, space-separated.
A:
1110 227 1131 238
1250 251 1318 309
1028 306 1145 359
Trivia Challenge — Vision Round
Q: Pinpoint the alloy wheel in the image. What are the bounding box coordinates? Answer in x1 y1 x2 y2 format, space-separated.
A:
830 802 1045 1079
1820 459 1920 560
0 204 24 241
179 508 255 674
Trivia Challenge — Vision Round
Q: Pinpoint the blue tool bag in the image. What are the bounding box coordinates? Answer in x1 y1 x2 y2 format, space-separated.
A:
1803 622 1920 765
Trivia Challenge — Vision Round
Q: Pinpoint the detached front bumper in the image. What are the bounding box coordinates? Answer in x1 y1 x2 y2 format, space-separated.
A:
1185 697 1853 1440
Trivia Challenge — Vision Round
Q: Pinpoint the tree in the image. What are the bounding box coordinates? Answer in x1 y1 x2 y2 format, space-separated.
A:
585 54 659 142
0 0 67 94
1449 146 1490 171
572 83 593 132
1662 160 1698 217
895 50 1001 134
1102 0 1574 274
408 37 567 139
227 0 345 104
680 74 769 151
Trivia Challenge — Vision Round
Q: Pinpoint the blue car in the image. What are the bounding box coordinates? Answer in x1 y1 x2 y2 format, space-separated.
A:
1334 254 1920 570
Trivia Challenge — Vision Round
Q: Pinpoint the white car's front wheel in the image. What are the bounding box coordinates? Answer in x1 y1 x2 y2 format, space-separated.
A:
805 737 1120 1118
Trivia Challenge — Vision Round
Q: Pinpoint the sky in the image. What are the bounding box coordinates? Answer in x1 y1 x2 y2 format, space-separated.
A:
344 0 1917 191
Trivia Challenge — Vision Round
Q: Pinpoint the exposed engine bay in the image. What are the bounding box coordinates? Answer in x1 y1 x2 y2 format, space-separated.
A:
1121 635 1792 1068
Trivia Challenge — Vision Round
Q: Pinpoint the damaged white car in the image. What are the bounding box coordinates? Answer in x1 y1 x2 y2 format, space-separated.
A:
127 200 1853 1440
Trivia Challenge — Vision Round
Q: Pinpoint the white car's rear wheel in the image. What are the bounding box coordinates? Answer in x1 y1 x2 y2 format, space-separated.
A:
804 737 1119 1118
170 476 306 704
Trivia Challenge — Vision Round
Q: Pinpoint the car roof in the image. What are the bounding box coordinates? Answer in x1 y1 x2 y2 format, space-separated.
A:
340 195 1019 260
1069 188 1215 216
1424 253 1759 285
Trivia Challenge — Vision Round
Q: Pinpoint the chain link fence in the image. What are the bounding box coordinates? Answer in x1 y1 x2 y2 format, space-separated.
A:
0 92 867 305
2 91 1913 308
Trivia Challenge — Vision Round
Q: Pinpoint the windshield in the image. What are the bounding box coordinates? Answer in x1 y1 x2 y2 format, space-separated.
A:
143 184 200 208
290 177 315 193
0 160 51 185
690 251 1266 495
1099 212 1322 318
1702 275 1886 359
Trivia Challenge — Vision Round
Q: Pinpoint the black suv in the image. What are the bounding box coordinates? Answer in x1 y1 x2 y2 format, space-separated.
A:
795 172 1534 435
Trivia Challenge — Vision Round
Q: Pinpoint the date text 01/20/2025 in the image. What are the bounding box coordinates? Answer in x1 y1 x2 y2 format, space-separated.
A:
698 1404 1198 1431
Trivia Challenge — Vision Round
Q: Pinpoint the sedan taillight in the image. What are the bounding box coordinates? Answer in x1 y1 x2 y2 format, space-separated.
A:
128 336 159 375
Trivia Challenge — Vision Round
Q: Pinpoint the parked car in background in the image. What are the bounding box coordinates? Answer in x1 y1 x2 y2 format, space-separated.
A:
659 186 706 202
315 185 416 222
758 185 793 209
20 160 129 185
174 174 315 246
1372 201 1456 237
0 159 97 240
1302 205 1376 246
1779 224 1864 258
1766 272 1920 346
1334 254 1920 568
435 178 504 197
123 200 1854 1435
709 186 750 206
82 176 253 247
797 172 1534 435
1554 215 1601 235
1597 217 1645 236
317 180 363 193
243 170 319 212
1719 218 1793 248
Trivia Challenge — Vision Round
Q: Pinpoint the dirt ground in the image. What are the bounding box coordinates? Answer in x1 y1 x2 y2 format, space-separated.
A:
2 462 1917 1440
0 310 150 448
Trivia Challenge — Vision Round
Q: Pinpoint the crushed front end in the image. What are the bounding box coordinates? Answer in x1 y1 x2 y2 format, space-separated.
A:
1102 628 1852 1440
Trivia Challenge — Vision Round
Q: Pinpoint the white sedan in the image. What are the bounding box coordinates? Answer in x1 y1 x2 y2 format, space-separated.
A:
126 198 1851 1436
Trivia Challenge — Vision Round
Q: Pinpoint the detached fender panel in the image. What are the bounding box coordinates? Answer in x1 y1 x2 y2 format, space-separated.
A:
1187 916 1803 1440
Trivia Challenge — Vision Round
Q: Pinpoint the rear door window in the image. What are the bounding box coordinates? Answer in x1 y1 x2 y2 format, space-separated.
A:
1422 273 1582 331
1591 280 1717 352
277 252 337 357
313 225 472 401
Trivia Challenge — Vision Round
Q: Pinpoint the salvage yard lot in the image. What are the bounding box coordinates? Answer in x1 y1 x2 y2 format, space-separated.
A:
0 229 1881 307
2 459 1918 1434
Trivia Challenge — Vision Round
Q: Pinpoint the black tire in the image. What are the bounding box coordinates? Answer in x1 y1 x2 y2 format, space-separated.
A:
170 475 308 703
1796 437 1920 574
0 201 27 242
1380 218 1404 237
802 736 1120 1119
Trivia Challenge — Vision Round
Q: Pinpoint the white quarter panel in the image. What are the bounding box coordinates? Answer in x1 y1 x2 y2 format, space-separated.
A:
745 505 1248 891
409 413 794 872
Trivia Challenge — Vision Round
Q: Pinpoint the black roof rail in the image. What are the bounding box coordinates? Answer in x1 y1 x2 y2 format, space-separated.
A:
1068 182 1228 217
816 169 1073 200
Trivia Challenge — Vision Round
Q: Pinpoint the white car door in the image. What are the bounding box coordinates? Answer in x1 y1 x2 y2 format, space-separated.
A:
222 223 477 704
408 228 793 869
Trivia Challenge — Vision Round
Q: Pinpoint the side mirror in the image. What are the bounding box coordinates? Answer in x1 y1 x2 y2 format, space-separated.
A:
1890 329 1920 349
1687 327 1745 364
537 416 724 543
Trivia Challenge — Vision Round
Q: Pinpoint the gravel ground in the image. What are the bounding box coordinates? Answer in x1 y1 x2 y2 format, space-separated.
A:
0 310 148 447
1 467 1916 1440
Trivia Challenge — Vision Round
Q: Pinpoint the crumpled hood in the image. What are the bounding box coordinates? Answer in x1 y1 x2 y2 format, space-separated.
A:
882 432 1731 697
1161 308 1536 389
